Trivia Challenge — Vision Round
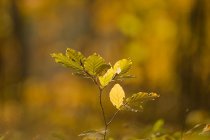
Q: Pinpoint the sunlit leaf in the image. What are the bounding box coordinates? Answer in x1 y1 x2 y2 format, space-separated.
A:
109 84 125 109
121 104 143 112
66 48 86 64
115 75 135 81
84 53 110 76
121 92 159 112
113 59 132 75
126 92 159 103
51 48 85 71
99 68 115 87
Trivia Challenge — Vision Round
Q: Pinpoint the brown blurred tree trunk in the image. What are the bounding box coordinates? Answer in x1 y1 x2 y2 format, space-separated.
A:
177 0 210 123
0 0 28 102
11 0 28 80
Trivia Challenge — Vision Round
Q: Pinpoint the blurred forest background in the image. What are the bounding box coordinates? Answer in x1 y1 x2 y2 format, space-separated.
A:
0 0 210 139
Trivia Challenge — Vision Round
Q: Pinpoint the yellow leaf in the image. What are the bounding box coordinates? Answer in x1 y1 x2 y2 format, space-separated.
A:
109 84 125 109
99 68 115 87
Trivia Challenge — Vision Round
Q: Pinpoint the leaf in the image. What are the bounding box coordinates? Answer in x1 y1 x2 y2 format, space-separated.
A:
153 119 165 132
84 53 110 76
115 75 135 81
51 48 85 71
121 92 159 112
66 48 86 64
109 84 125 109
126 92 159 103
113 59 132 75
99 68 115 87
121 104 143 112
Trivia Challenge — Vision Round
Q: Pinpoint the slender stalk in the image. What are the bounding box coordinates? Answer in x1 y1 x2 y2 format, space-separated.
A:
98 87 128 140
107 109 120 126
107 101 129 127
99 87 108 140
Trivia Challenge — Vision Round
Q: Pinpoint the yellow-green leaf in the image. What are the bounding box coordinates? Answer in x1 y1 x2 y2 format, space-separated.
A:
66 48 85 64
51 48 85 71
113 59 132 75
51 53 83 71
99 68 115 87
109 84 125 109
121 92 159 112
126 92 159 103
84 53 110 76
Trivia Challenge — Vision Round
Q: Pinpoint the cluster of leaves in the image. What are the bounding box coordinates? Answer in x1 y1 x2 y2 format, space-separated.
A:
51 48 159 140
51 48 133 89
51 48 159 112
110 84 159 112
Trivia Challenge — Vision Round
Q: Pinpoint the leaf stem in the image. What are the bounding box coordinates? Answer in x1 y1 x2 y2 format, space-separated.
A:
107 109 120 126
107 101 129 127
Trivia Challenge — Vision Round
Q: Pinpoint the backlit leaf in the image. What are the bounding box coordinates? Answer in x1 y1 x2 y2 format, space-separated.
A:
84 53 110 76
51 48 85 71
66 48 86 64
109 84 125 109
99 68 115 87
115 75 135 81
51 53 83 71
121 92 159 112
113 59 132 75
126 92 159 103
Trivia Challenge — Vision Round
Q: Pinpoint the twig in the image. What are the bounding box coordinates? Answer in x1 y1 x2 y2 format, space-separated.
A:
98 87 108 140
107 109 120 126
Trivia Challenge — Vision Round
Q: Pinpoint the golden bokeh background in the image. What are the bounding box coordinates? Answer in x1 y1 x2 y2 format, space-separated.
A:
0 0 210 139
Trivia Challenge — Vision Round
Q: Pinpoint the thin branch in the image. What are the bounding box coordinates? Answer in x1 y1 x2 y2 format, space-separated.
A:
107 109 120 126
99 87 108 140
107 101 129 126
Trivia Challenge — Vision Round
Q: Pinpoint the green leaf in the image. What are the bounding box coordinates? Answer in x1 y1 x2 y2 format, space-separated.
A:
51 48 85 71
66 48 86 64
153 119 165 132
120 103 143 112
126 92 159 103
113 59 132 75
84 53 110 76
109 84 125 109
115 75 135 81
121 92 159 112
99 68 115 87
